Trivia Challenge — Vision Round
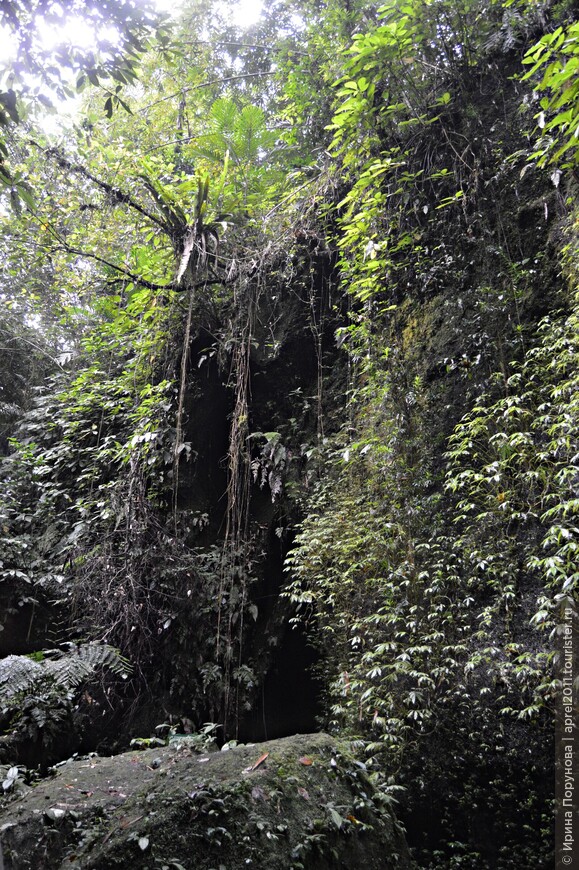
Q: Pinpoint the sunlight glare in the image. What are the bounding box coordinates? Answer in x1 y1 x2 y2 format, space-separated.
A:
231 0 264 28
153 0 264 28
37 16 121 53
0 25 17 65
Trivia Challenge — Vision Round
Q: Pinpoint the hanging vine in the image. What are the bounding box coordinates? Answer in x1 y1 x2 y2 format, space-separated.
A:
218 269 262 735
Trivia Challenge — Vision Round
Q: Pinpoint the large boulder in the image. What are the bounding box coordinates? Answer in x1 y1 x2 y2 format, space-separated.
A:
0 732 412 869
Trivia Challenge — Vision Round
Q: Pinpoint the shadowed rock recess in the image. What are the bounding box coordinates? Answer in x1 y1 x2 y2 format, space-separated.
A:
0 733 411 869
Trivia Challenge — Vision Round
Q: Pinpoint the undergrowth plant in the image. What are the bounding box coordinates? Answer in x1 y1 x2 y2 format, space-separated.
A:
0 643 130 751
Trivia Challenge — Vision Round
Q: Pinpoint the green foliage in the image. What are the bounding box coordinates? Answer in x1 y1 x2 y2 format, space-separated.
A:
0 0 568 862
447 286 579 635
285 260 575 758
1 359 176 620
196 99 277 166
0 0 171 197
0 643 130 745
284 357 439 755
191 97 283 212
325 0 514 319
522 17 579 167
284 303 558 861
282 13 567 840
0 0 303 746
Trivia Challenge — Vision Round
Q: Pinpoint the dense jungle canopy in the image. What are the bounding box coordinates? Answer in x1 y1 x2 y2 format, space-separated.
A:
0 0 578 866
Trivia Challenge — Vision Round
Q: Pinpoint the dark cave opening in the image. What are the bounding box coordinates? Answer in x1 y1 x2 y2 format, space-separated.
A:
240 620 321 742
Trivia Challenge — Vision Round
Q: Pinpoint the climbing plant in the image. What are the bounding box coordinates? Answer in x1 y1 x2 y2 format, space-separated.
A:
280 1 561 863
522 12 579 168
0 0 571 864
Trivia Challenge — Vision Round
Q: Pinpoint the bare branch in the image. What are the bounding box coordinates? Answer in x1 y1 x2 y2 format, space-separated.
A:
140 71 274 113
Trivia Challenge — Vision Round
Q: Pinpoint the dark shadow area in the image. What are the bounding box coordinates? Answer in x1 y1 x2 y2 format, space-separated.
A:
240 622 321 742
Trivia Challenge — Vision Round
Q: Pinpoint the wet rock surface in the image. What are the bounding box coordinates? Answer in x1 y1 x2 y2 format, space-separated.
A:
0 732 412 869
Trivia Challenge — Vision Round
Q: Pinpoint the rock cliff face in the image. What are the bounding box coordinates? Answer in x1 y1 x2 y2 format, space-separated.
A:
0 11 573 868
0 733 412 870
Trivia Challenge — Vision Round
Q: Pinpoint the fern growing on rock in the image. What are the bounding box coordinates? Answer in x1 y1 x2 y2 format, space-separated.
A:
0 644 130 753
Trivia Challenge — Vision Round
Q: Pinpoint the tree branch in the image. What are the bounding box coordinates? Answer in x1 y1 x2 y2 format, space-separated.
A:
54 244 174 291
139 72 274 113
41 145 173 236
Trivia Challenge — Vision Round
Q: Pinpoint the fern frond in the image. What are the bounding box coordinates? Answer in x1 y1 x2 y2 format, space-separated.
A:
0 655 43 704
46 643 131 689
0 643 131 704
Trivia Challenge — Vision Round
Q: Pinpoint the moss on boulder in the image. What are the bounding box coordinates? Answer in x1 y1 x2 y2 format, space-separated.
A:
0 732 412 869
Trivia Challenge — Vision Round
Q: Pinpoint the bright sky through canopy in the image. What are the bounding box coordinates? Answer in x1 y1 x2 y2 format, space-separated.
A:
153 0 264 27
1 0 265 66
36 16 121 53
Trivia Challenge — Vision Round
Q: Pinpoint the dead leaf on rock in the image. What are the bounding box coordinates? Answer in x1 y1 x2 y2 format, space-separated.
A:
243 752 269 773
